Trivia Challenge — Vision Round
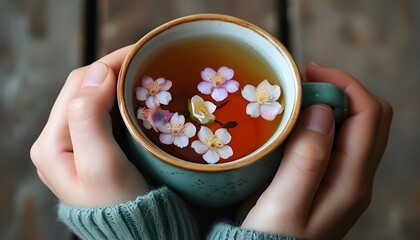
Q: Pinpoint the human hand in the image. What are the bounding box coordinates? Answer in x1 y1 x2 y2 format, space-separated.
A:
241 63 393 239
30 46 148 207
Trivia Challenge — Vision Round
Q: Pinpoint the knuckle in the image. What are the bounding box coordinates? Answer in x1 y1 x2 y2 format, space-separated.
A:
68 67 87 81
77 163 104 186
30 137 50 167
379 98 393 120
369 97 383 118
79 168 99 185
67 94 96 124
291 138 329 174
77 152 121 186
30 138 55 179
368 96 392 121
30 141 41 166
344 183 373 212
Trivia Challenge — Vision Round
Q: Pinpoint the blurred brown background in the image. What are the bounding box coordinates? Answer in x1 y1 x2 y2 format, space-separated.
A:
1 0 419 239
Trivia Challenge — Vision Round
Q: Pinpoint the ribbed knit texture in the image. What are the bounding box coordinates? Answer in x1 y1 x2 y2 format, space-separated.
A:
207 222 299 240
58 187 199 240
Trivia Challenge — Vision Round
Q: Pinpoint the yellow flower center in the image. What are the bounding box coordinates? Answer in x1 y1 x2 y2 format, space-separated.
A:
210 73 224 87
194 102 208 115
256 87 269 104
167 123 183 135
147 81 160 95
209 136 223 149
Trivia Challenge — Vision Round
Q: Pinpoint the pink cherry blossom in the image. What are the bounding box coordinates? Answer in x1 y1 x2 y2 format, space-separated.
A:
241 80 283 121
137 107 173 132
157 113 196 148
191 126 233 164
198 66 239 102
136 75 172 109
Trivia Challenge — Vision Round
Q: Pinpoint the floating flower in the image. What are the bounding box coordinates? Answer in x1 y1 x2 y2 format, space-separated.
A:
188 95 217 124
191 126 233 164
241 80 283 121
157 112 196 148
137 107 173 132
198 66 239 102
136 76 172 109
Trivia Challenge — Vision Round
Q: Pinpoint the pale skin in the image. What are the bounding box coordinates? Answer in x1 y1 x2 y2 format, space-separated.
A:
30 46 392 239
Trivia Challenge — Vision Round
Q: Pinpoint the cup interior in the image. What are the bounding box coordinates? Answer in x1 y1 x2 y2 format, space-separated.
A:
118 14 301 171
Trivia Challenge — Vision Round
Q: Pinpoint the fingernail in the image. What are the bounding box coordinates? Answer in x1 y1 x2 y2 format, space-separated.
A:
302 105 334 134
82 61 108 87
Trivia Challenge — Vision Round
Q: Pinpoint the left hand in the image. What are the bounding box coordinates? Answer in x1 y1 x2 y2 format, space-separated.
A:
241 63 393 239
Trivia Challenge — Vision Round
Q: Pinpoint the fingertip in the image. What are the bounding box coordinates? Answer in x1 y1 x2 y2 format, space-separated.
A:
82 61 109 87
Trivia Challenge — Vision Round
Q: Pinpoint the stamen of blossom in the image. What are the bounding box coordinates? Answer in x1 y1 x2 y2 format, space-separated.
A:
198 66 239 102
157 112 196 148
135 75 172 109
241 80 283 121
191 126 233 164
137 107 173 132
188 95 217 124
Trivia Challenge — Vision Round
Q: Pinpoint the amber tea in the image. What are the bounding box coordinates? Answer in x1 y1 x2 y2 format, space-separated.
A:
134 35 284 164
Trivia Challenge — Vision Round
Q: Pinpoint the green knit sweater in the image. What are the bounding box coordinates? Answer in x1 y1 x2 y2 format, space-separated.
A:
58 187 297 240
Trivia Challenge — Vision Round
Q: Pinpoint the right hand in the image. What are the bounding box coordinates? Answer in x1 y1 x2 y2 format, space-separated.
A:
30 46 148 207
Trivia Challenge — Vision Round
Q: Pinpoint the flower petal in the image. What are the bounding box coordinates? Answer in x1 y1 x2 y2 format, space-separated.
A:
141 75 154 87
197 81 214 94
246 102 261 118
201 67 216 82
137 108 152 129
211 87 228 102
158 78 172 91
147 108 173 131
173 136 189 148
203 149 220 164
191 95 204 103
223 80 239 93
260 102 283 121
269 84 281 101
155 91 172 105
159 133 174 145
182 122 197 138
217 66 234 80
156 122 171 133
135 87 149 101
241 85 257 102
142 121 152 130
257 79 272 91
145 96 159 109
170 112 184 125
197 126 212 143
192 140 209 154
204 101 217 114
217 146 233 159
137 108 146 120
215 128 231 144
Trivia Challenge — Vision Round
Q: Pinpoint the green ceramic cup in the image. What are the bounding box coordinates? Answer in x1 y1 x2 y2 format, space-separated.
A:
117 14 347 207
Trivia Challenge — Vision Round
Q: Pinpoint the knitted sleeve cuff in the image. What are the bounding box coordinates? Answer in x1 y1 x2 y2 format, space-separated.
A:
57 187 199 240
207 222 299 240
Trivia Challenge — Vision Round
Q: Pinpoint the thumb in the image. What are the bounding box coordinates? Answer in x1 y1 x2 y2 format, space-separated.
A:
67 61 122 174
272 105 335 218
242 105 335 234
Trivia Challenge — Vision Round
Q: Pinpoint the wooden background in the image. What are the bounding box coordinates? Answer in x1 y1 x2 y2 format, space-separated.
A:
0 0 419 239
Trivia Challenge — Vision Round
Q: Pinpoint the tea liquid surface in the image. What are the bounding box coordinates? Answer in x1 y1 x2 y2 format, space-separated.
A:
135 35 283 163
